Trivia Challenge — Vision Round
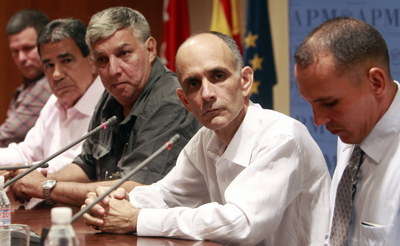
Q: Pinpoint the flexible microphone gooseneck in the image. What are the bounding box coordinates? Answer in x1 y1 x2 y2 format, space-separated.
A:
0 163 49 171
71 133 180 223
4 116 118 188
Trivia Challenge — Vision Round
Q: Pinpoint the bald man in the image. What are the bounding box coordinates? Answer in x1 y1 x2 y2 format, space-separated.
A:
83 32 330 246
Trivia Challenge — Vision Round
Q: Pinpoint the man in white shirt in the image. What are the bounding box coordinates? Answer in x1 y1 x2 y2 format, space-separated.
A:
1 19 103 177
294 17 400 245
82 31 331 246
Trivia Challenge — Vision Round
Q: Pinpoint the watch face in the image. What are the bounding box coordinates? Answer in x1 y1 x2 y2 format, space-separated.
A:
44 180 56 189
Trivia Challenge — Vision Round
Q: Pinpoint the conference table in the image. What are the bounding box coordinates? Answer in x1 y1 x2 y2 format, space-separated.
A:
11 201 223 246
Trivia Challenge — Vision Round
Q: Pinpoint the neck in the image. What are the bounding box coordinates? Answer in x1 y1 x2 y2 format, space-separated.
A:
59 100 72 111
123 106 133 118
378 80 398 122
22 73 45 86
215 102 249 146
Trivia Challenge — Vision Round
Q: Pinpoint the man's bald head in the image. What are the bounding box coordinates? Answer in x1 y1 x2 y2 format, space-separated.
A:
176 31 243 78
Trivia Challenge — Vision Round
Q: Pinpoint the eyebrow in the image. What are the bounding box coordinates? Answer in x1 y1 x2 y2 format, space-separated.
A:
92 43 132 56
42 52 74 65
58 52 73 59
208 66 229 75
182 66 230 85
309 97 334 103
42 58 51 64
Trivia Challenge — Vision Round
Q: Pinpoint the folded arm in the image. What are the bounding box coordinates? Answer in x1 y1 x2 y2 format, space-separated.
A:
10 163 143 207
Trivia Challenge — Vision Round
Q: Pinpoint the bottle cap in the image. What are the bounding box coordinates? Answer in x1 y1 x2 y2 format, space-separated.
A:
51 207 72 223
0 176 4 190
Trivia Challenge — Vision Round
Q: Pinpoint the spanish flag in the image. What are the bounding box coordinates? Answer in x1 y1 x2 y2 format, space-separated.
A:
210 0 242 54
161 0 190 72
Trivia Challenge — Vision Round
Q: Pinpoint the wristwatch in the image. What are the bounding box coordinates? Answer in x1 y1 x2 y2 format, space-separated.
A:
43 180 57 204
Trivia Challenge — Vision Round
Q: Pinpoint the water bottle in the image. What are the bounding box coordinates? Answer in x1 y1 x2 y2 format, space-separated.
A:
0 176 11 246
44 207 79 246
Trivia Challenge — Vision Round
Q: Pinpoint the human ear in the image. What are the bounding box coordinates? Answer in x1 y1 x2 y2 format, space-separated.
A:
145 37 157 63
240 66 254 97
176 88 193 113
368 67 386 97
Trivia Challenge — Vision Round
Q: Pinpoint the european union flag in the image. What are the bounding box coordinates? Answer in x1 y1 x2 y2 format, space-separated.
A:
243 0 276 109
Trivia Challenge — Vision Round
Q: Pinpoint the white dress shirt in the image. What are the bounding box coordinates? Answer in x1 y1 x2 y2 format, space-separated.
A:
130 103 331 246
0 77 104 174
327 81 400 246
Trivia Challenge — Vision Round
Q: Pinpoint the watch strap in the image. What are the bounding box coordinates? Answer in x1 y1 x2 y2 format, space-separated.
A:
43 180 56 204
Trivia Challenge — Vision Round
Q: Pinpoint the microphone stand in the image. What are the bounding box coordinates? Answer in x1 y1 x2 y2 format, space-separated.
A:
4 116 118 188
71 134 180 223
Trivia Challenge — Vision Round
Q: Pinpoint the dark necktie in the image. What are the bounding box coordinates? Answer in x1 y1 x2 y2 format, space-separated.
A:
329 145 363 246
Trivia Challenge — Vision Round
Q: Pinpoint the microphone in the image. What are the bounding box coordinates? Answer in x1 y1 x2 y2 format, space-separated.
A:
71 133 181 223
4 116 118 188
0 163 49 171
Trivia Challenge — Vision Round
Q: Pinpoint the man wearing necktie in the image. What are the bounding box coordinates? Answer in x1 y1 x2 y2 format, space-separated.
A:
294 16 400 245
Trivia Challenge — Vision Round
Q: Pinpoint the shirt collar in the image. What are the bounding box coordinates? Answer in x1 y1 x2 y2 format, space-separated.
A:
131 57 166 117
206 102 259 168
358 80 400 163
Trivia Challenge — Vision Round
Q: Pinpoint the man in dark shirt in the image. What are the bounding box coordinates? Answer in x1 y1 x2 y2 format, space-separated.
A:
9 7 200 207
1 9 51 147
74 51 197 184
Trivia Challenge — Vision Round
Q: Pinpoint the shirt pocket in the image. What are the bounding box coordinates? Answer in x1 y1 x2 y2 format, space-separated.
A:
360 221 395 246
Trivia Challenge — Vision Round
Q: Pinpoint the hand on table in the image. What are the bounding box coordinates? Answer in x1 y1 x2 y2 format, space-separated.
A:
10 169 47 203
82 186 140 234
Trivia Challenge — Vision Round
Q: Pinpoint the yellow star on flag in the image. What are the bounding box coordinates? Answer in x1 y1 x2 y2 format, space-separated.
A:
244 31 258 49
249 54 264 72
249 81 260 97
